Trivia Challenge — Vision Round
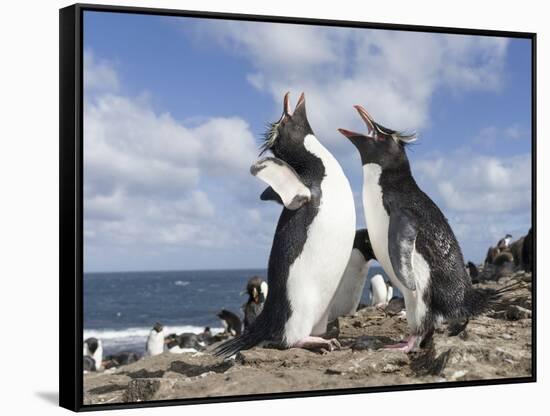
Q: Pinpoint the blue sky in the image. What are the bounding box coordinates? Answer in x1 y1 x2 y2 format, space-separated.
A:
83 11 532 272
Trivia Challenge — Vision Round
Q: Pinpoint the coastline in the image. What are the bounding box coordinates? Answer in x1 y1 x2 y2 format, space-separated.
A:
83 268 532 404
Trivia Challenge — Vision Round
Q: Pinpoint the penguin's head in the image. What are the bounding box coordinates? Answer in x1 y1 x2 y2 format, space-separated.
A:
338 105 416 169
85 337 99 355
243 276 263 304
260 92 314 164
152 322 164 333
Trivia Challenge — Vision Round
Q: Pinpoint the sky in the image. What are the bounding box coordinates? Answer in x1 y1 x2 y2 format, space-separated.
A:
82 11 532 273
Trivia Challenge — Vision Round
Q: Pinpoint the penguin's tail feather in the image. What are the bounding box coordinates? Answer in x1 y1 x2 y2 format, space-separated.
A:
463 280 526 317
212 319 271 358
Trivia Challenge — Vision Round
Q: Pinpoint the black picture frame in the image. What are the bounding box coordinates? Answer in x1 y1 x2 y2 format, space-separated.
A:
59 3 537 412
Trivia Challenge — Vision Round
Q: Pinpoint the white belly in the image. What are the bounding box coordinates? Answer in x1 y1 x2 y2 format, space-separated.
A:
283 135 356 345
328 250 371 321
370 274 388 306
146 331 165 356
361 164 429 332
92 341 103 370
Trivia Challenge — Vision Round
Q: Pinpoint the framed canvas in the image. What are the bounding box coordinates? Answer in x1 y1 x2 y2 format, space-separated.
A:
59 3 536 412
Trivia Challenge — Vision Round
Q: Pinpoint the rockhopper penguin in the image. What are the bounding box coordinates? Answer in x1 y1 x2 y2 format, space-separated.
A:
217 309 242 337
83 337 103 371
242 276 268 330
369 274 393 307
328 229 376 321
339 105 516 352
145 322 165 357
215 92 356 357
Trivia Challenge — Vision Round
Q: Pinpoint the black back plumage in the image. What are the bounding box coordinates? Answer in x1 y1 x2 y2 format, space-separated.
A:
353 229 376 262
378 148 498 324
214 94 326 357
217 309 242 336
341 106 513 334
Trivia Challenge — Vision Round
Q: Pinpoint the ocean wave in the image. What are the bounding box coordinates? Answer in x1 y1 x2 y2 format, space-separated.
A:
83 325 224 342
174 280 190 287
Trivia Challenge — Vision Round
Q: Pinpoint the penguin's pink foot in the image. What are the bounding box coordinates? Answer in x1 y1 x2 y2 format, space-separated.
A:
292 336 341 353
383 336 418 353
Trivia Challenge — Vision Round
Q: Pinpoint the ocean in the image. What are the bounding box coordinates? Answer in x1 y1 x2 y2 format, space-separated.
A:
84 266 388 356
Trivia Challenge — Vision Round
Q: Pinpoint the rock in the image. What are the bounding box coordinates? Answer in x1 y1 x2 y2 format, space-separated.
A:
83 269 532 405
169 360 232 377
505 305 532 320
122 378 174 402
352 335 393 351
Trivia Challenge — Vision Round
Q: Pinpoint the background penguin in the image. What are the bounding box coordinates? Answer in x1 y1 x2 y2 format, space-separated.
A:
522 228 533 272
497 234 513 250
328 229 376 321
242 276 268 330
508 236 525 267
466 261 479 283
83 337 103 371
339 105 515 352
215 92 356 357
165 333 204 353
369 274 392 307
484 246 500 265
197 327 213 345
103 351 141 369
83 356 96 372
217 309 242 337
145 322 165 357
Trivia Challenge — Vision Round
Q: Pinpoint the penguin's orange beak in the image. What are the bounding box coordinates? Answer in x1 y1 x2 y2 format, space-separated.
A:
353 105 375 134
283 91 306 118
337 128 361 138
338 105 375 140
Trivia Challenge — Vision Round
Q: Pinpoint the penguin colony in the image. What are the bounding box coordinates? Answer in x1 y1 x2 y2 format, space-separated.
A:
82 276 268 371
213 93 530 357
84 92 531 371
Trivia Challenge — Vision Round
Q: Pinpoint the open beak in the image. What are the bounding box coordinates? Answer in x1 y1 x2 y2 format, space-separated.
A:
283 92 291 116
338 105 376 140
353 105 375 134
337 128 361 138
295 92 305 110
283 91 306 117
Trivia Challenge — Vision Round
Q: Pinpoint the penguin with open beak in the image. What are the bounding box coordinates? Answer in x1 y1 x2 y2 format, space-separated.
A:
215 92 356 357
339 105 515 352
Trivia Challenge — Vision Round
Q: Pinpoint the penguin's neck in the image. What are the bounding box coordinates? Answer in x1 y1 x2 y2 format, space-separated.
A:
302 134 342 181
364 162 417 199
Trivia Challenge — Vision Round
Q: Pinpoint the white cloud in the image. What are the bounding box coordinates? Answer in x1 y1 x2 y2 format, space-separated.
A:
415 153 531 213
84 50 119 92
472 124 529 149
196 21 509 150
413 150 531 261
83 51 274 268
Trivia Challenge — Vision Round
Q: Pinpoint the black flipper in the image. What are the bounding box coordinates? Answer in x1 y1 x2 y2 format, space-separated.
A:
260 187 283 205
388 207 418 291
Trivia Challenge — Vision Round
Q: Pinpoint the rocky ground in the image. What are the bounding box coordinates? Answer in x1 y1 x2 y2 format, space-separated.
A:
83 269 532 405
